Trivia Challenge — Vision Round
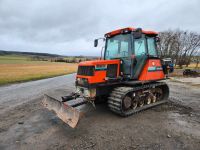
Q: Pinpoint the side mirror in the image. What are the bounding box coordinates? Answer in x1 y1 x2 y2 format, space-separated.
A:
94 39 98 47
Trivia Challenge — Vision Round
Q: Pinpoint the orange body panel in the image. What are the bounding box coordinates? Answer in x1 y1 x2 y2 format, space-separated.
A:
105 27 158 37
78 59 119 66
77 59 165 84
76 59 120 84
139 59 165 81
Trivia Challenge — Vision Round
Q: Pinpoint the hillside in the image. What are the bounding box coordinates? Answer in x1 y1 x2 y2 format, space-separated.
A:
0 50 60 57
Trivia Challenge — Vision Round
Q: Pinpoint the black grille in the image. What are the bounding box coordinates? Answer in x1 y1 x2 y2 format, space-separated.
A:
77 66 94 76
106 64 118 78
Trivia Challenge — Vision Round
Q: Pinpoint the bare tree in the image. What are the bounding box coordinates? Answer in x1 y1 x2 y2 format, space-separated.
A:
159 29 200 68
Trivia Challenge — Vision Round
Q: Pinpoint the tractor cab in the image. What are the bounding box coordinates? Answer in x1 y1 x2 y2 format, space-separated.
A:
94 27 162 80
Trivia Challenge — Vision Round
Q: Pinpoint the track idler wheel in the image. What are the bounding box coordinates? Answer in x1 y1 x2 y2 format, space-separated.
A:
153 88 163 101
146 96 151 104
123 96 132 110
131 93 138 109
151 96 156 103
138 99 144 107
131 99 137 109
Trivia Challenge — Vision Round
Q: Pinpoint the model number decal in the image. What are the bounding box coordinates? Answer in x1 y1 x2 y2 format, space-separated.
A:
95 65 107 71
148 66 163 72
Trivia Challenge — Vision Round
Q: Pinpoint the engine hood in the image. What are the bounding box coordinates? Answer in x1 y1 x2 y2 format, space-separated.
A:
78 59 120 66
76 59 120 84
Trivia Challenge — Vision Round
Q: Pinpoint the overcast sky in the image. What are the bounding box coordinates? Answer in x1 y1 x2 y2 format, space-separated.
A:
0 0 200 56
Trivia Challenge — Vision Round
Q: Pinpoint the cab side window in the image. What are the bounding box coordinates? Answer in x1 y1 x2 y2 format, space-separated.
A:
147 38 157 56
120 41 129 57
134 39 146 56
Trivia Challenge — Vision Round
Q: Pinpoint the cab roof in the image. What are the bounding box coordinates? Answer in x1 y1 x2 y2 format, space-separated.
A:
105 27 158 37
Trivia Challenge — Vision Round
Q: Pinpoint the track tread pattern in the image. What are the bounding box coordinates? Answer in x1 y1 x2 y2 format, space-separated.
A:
108 82 168 117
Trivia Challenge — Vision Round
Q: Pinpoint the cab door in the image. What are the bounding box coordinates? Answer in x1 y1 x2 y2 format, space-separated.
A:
131 38 148 79
120 40 132 77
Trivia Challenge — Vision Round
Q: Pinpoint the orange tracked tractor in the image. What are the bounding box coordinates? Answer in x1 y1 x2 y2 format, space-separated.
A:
42 27 173 128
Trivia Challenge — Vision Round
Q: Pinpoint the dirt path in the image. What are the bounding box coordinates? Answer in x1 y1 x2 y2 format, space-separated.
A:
0 76 199 150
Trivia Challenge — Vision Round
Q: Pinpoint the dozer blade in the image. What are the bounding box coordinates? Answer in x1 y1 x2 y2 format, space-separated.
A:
42 94 87 128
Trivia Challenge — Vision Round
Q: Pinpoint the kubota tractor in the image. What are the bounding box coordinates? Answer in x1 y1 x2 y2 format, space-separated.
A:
42 27 173 128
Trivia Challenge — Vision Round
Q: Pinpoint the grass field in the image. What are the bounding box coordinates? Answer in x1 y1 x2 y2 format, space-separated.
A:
0 55 33 64
0 55 78 85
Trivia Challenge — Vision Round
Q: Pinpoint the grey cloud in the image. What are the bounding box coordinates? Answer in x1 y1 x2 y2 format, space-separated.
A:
0 0 200 56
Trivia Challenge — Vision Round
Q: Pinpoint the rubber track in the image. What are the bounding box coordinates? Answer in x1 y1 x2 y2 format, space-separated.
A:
107 82 168 117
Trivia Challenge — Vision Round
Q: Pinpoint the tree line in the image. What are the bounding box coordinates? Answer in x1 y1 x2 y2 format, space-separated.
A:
29 56 95 63
158 29 200 68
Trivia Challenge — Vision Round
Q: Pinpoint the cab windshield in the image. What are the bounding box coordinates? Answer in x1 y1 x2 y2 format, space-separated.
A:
104 34 132 60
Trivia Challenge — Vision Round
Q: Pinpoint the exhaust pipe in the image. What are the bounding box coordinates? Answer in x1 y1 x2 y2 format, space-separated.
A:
42 94 87 128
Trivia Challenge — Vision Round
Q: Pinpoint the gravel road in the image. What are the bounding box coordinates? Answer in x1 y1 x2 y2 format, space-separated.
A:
0 74 75 114
0 75 199 150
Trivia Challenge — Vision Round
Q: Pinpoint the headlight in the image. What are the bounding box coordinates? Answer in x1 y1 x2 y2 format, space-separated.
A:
77 78 88 85
76 87 96 98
